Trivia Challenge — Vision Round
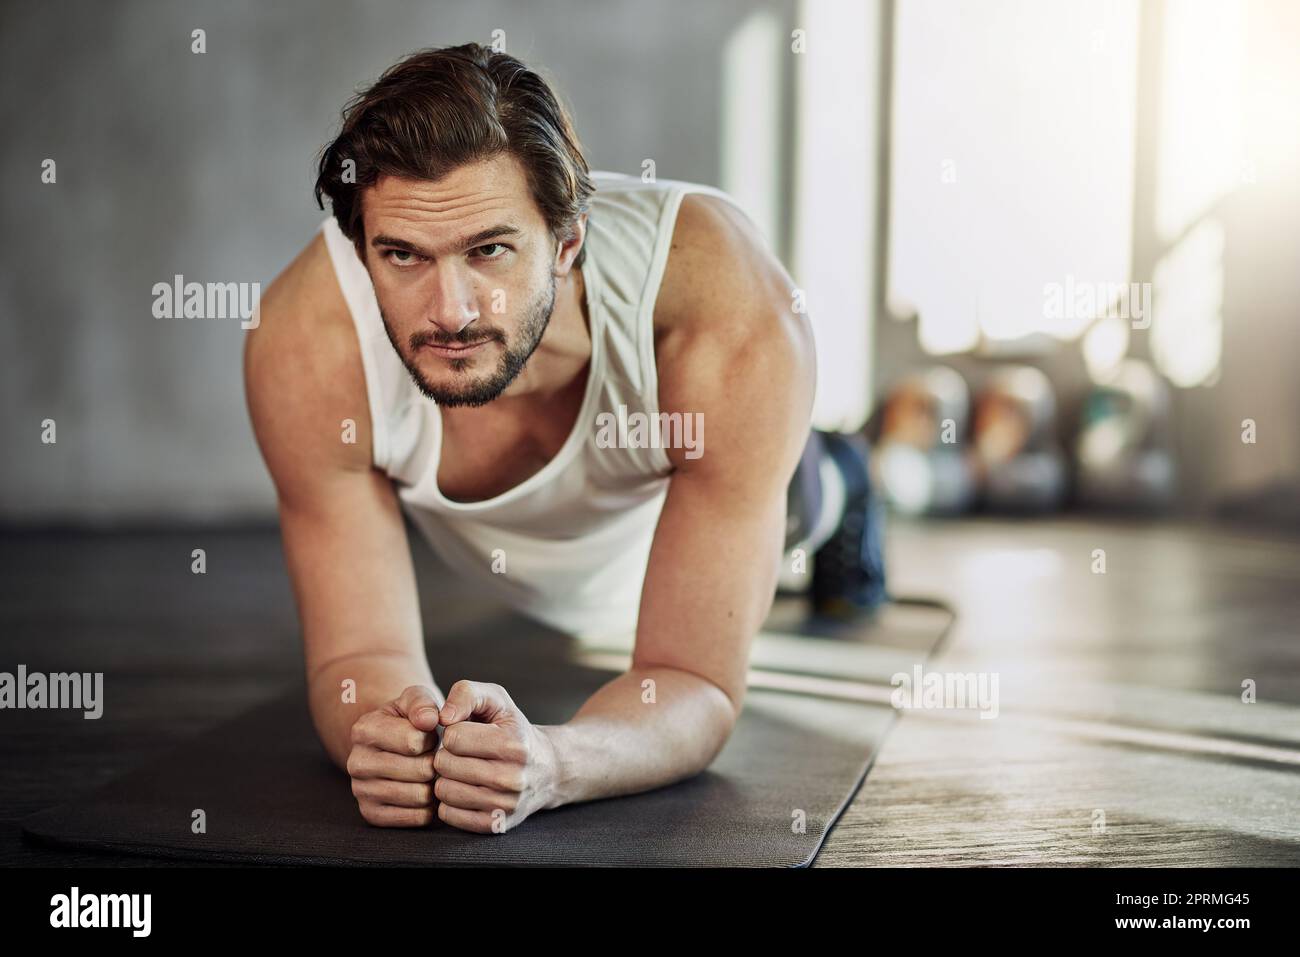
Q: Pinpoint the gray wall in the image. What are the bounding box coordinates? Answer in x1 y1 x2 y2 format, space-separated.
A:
0 0 783 523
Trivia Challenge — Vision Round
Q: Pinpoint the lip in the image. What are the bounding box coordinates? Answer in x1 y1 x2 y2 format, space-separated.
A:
423 339 490 358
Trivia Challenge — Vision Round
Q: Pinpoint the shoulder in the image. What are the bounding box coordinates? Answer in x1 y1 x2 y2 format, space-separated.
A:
651 192 816 473
654 191 813 362
243 229 374 497
655 192 782 322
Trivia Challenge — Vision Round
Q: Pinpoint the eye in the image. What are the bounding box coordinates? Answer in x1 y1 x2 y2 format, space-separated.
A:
474 243 509 260
385 249 424 267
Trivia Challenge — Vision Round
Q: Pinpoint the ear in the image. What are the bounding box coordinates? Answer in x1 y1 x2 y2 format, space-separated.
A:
553 213 588 275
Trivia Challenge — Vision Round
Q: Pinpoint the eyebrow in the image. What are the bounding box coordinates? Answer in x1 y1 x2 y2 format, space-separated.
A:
370 224 523 257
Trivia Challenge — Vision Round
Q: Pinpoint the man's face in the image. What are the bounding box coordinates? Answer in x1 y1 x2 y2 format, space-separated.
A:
360 154 562 408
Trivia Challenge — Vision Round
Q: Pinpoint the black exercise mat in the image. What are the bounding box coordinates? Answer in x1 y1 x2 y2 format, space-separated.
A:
21 635 900 867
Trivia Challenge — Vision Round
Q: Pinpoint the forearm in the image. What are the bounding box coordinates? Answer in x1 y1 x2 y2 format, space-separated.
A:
307 650 442 769
541 666 737 808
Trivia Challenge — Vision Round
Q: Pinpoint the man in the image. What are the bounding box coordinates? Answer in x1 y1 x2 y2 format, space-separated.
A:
244 43 886 834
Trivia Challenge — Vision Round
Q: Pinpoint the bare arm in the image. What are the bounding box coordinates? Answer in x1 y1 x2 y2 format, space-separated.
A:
244 233 442 770
543 193 817 807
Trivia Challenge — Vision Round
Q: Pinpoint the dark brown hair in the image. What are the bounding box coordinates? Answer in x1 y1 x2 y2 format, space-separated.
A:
314 43 594 267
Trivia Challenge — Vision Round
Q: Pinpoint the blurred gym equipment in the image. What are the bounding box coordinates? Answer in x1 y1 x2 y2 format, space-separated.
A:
1075 358 1177 510
874 365 979 516
971 365 1068 513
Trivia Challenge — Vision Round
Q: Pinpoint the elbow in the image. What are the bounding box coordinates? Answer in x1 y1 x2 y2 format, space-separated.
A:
716 684 744 729
704 683 742 761
674 668 742 737
709 669 748 727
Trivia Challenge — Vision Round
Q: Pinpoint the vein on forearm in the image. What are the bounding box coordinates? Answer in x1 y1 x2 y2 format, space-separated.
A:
306 647 429 689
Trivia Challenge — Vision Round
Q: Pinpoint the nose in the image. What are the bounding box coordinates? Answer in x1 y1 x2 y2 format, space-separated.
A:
427 264 480 337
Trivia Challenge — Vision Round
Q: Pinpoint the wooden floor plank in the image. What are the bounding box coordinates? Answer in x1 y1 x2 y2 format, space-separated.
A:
814 515 1300 866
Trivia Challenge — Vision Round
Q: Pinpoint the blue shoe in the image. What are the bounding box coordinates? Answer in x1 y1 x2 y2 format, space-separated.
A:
812 433 889 620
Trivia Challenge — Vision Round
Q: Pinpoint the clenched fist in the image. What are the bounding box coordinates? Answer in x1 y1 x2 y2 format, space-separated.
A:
432 679 562 834
347 685 444 827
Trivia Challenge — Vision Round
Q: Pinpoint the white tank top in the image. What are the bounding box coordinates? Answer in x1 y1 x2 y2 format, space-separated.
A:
320 171 745 641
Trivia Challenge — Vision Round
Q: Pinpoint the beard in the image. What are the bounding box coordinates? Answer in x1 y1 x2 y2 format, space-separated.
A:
379 272 556 408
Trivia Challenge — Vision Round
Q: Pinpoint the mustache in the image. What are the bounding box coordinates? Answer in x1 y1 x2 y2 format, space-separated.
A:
408 328 502 350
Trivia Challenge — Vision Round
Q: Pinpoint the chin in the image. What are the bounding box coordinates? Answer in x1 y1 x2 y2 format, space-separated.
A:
433 388 505 409
418 371 510 408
